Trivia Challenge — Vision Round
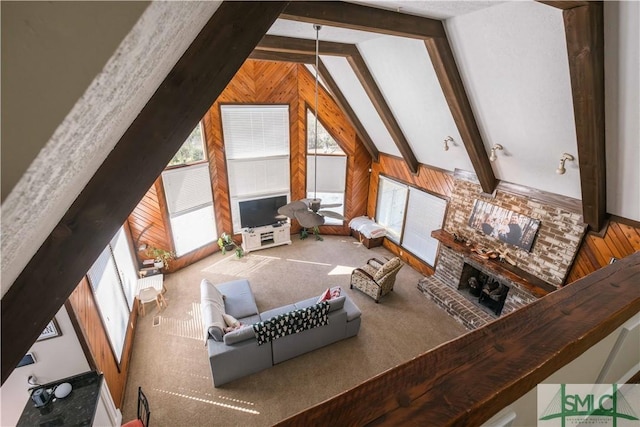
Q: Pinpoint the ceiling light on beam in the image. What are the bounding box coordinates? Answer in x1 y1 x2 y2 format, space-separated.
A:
556 153 575 175
489 144 503 162
443 136 454 151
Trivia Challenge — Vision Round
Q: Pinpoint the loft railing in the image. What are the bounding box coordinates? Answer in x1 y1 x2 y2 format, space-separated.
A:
277 251 640 426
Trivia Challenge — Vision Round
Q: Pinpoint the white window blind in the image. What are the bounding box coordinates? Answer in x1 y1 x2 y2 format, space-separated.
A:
110 227 138 310
162 163 213 215
307 155 347 193
222 105 291 233
222 105 290 159
87 245 129 363
376 176 408 242
402 188 447 266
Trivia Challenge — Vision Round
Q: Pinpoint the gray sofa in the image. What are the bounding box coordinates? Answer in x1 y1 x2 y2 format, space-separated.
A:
201 278 362 387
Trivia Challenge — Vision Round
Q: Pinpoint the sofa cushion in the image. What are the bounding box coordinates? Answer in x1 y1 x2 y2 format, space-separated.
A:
296 295 345 312
343 295 362 322
260 304 296 321
223 325 256 345
201 279 227 342
216 279 259 319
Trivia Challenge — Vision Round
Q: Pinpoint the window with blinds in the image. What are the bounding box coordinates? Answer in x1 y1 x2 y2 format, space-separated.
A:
307 155 346 225
162 163 216 256
221 105 291 232
402 187 447 266
376 176 408 242
86 226 137 363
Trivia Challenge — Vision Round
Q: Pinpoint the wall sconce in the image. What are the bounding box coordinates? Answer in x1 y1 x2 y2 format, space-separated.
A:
443 136 454 151
556 153 575 175
489 144 503 162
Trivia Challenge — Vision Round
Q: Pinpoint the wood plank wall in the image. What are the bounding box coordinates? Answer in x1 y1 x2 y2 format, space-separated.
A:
67 277 135 407
567 217 640 283
368 154 455 276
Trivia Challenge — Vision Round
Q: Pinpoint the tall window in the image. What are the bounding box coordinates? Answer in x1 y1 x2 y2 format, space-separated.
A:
375 176 447 267
376 176 408 242
162 124 216 256
221 105 290 232
87 226 138 363
306 109 346 225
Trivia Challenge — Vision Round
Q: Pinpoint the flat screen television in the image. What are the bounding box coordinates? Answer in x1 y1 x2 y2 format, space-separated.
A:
239 195 288 229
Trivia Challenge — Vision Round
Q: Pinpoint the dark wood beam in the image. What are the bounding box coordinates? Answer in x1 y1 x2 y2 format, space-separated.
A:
256 34 411 171
257 34 351 57
316 60 379 161
537 1 589 10
346 46 419 174
425 36 497 193
278 251 640 426
281 1 445 39
1 1 288 384
562 2 606 231
249 50 315 64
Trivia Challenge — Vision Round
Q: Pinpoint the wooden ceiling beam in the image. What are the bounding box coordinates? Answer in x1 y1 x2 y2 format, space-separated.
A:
257 34 351 57
562 2 606 231
424 37 497 193
345 46 419 174
249 50 315 64
537 1 590 10
317 60 379 161
0 1 288 384
281 1 445 39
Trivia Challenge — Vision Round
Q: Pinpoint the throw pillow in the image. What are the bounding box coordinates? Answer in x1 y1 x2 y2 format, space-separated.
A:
316 288 332 303
223 313 240 329
330 286 341 299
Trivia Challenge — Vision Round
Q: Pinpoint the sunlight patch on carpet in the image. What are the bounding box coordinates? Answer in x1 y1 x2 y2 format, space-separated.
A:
155 388 260 415
202 254 277 276
157 302 203 341
328 265 355 275
286 258 332 266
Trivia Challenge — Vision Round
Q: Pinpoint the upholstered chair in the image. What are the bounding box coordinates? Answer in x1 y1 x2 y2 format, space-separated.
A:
350 257 404 303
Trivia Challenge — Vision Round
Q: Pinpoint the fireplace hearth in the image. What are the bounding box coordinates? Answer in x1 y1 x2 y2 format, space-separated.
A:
418 230 556 330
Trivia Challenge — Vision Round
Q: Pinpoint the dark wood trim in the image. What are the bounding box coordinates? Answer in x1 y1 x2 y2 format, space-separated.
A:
257 34 351 57
537 1 590 10
609 214 640 229
64 300 97 372
281 1 445 39
425 37 496 194
249 50 315 64
347 46 419 174
277 251 640 426
562 2 606 231
316 60 379 161
497 180 583 214
1 1 288 384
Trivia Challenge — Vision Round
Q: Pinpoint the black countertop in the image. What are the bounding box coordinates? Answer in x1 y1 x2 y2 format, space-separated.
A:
17 371 103 427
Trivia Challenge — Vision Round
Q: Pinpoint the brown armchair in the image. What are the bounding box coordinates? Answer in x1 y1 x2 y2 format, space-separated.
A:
350 257 404 303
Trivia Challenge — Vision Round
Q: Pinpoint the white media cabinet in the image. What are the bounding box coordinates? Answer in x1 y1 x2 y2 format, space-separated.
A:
241 223 292 253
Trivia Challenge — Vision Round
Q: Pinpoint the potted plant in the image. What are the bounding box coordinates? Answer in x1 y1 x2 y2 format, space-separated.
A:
145 246 175 269
217 233 244 258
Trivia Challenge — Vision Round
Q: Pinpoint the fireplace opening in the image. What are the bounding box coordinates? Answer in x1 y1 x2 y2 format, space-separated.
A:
458 263 510 316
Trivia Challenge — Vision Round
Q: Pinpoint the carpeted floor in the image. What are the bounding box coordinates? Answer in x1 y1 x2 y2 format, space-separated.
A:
121 235 467 426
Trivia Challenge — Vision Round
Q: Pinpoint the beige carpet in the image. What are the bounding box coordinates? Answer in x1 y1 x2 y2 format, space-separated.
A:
121 235 467 426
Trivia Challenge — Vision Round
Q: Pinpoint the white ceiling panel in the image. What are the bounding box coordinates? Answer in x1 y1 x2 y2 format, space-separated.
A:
321 55 399 156
348 1 505 20
447 1 581 199
268 19 383 43
357 36 474 173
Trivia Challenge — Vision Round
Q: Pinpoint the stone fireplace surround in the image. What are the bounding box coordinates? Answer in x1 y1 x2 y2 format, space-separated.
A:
418 174 587 329
419 230 556 329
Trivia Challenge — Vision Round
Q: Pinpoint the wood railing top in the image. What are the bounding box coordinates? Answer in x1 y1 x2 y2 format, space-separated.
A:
277 251 640 426
432 229 556 297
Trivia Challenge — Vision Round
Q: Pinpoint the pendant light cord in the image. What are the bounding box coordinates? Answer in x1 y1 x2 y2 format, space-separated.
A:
313 24 321 201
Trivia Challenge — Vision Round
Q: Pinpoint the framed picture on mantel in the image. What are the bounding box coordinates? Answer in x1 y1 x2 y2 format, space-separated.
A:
468 199 540 252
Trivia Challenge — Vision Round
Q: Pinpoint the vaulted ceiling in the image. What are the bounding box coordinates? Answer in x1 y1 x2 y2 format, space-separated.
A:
2 0 638 382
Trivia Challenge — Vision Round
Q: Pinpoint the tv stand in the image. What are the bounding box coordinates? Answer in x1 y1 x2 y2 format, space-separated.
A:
241 223 291 253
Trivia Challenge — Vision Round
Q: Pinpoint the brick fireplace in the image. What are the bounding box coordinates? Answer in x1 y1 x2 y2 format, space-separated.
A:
418 174 586 330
